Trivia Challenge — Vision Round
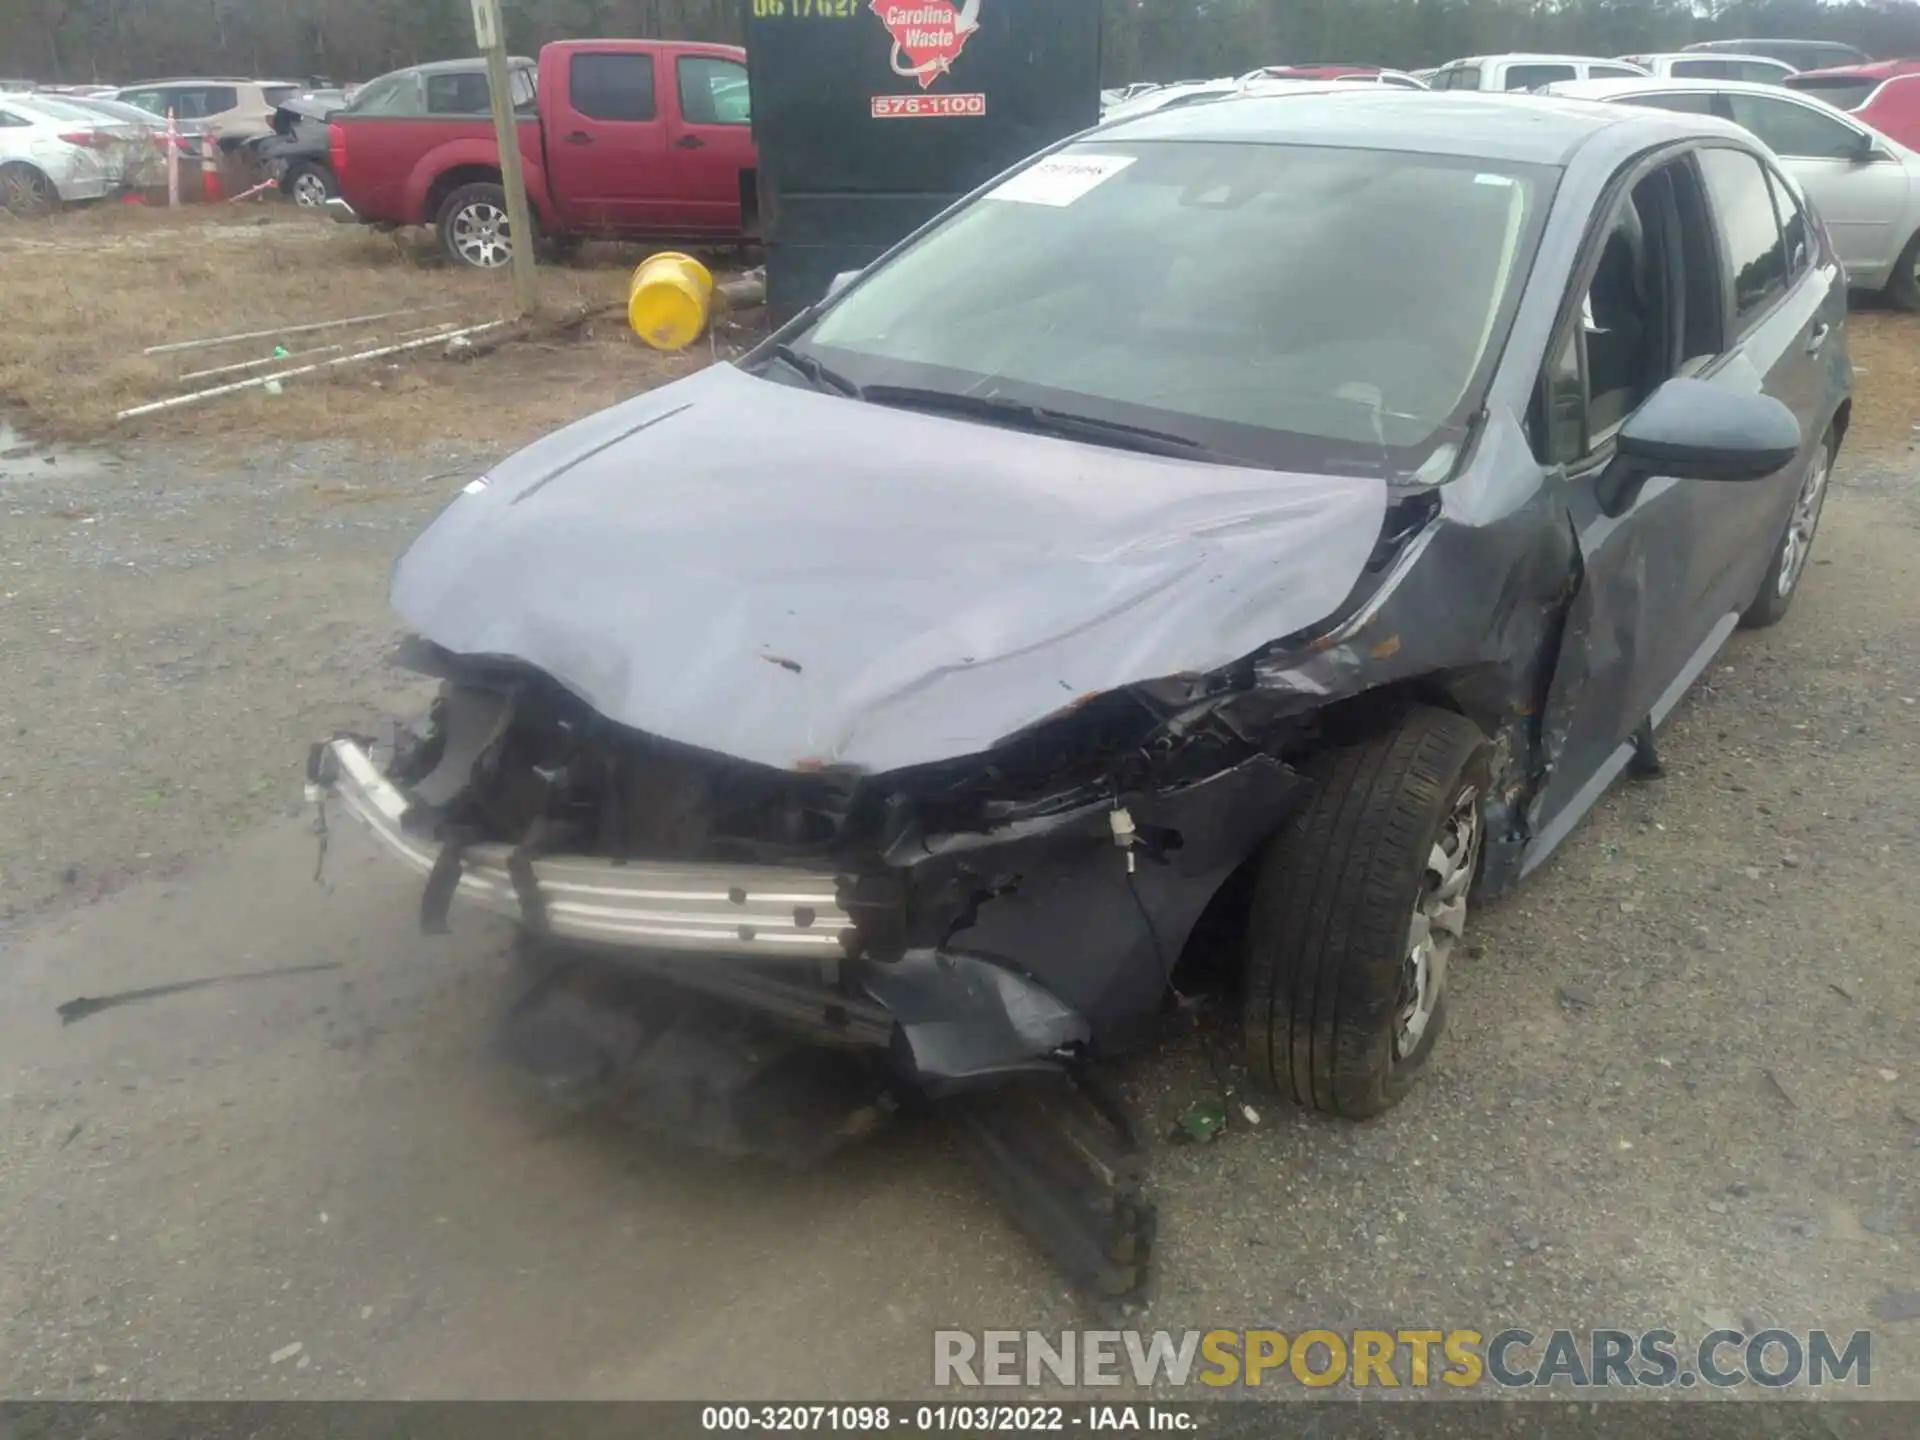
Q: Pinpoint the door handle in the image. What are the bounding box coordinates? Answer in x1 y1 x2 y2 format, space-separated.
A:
1805 322 1830 354
565 131 593 145
674 134 706 149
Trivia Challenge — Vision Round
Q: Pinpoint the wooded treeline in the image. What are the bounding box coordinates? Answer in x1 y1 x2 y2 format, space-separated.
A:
5 0 1917 87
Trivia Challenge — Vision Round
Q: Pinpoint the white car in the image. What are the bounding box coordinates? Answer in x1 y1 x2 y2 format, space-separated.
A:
1544 76 1920 308
1618 53 1797 86
1101 78 1244 121
0 94 114 213
112 78 301 146
1430 54 1650 92
4 92 162 191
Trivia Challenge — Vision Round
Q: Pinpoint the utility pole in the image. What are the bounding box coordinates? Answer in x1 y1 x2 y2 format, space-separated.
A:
473 0 540 316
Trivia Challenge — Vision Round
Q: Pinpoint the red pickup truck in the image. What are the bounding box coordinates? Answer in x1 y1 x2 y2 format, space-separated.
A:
329 39 756 268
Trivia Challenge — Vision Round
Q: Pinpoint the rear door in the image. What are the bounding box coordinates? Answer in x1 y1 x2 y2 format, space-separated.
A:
1689 146 1834 620
543 46 674 230
1720 91 1907 279
664 47 753 232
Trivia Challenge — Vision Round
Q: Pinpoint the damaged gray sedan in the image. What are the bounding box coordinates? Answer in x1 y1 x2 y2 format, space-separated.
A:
311 90 1850 1300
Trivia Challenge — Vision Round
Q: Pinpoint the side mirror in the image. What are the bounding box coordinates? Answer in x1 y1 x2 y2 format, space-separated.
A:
1847 130 1878 163
1599 376 1801 514
825 268 862 300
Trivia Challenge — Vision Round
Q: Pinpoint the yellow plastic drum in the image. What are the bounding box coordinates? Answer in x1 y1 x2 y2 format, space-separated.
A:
628 251 716 351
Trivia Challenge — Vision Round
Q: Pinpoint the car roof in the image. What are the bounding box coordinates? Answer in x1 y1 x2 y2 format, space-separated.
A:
1445 54 1636 66
394 57 536 76
1095 87 1724 164
1629 52 1791 65
1794 60 1920 80
1546 75 1845 103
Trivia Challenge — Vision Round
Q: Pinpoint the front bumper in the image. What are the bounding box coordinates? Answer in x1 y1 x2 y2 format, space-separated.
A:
311 737 850 958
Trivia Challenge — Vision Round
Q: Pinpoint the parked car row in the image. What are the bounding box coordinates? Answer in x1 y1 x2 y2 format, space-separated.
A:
1102 45 1920 313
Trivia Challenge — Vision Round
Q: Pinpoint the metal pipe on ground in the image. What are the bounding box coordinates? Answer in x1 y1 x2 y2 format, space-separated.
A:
142 304 464 357
119 321 508 420
172 324 459 384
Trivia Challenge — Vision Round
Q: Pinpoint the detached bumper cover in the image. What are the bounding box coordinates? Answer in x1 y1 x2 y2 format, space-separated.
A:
312 737 852 958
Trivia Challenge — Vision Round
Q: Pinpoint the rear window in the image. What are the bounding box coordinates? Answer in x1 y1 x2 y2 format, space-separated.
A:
426 71 492 115
189 86 239 118
1699 147 1788 335
1619 91 1719 116
1505 64 1577 91
570 52 656 122
346 71 425 117
678 56 750 126
1784 75 1878 111
1672 58 1738 81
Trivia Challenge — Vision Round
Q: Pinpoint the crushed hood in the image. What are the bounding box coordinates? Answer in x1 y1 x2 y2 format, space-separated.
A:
391 364 1389 774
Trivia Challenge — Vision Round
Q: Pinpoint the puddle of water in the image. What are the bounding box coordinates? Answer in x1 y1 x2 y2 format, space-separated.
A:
0 418 115 484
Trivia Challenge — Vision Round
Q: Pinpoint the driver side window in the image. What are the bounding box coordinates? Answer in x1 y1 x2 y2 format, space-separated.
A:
1534 158 1725 466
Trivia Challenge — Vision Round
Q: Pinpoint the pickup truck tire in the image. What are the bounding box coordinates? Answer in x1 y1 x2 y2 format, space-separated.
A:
283 161 337 208
437 182 518 270
1241 705 1490 1119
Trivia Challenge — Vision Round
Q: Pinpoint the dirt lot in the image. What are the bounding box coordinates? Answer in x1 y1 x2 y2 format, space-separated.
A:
1 206 1918 1402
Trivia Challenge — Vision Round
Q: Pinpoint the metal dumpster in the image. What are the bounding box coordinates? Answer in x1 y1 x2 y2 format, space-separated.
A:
745 0 1103 322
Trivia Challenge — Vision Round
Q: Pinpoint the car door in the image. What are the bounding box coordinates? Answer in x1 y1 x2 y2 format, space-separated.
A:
543 47 674 231
1526 144 1818 867
1528 152 1724 864
1688 146 1835 624
1721 90 1908 280
665 49 754 233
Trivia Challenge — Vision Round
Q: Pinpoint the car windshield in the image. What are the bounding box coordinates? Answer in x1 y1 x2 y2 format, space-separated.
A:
791 139 1551 476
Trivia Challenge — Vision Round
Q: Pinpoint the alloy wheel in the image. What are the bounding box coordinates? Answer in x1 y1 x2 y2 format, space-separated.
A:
1396 785 1481 1061
291 171 329 207
451 201 512 268
1777 444 1831 599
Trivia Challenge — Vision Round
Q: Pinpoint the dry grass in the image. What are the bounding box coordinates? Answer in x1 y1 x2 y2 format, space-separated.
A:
0 203 731 448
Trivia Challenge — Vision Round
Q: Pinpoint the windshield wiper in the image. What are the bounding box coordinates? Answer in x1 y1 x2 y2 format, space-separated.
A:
860 384 1225 463
762 343 863 399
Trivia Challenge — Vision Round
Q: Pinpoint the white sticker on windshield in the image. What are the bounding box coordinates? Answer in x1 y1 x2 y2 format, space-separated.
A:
988 154 1136 207
1474 173 1517 187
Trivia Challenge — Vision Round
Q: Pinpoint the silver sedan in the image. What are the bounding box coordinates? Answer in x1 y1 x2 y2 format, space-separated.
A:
1545 75 1920 308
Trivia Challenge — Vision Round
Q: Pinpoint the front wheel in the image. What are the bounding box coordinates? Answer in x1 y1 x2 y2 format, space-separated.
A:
1887 231 1920 313
436 182 516 269
1740 428 1834 630
1242 706 1490 1118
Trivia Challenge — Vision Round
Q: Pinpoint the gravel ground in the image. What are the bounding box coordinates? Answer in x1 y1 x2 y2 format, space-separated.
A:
0 361 1917 1401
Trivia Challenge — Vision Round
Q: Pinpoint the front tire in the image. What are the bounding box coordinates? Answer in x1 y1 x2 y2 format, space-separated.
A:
1887 231 1920 313
1740 428 1834 630
436 182 515 269
1242 706 1490 1118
